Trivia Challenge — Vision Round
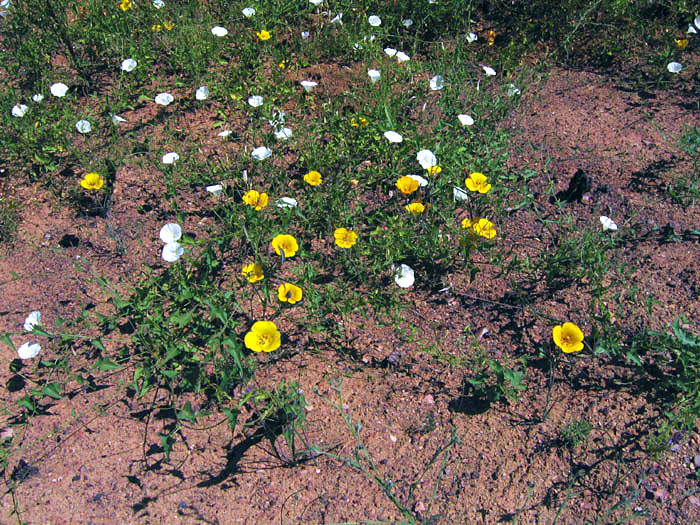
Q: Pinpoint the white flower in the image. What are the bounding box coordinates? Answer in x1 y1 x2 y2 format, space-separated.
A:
453 186 469 202
300 80 318 92
416 149 437 170
384 47 397 57
17 342 41 360
217 129 232 137
384 131 403 143
667 62 682 73
395 51 410 62
407 174 428 187
242 7 255 17
50 82 68 97
457 114 474 126
32 94 43 103
0 0 10 8
111 114 127 124
274 127 293 140
393 264 415 288
330 12 342 23
301 31 310 39
196 86 209 100
429 75 444 91
251 146 272 160
75 120 91 133
467 32 477 43
155 92 174 105
368 69 381 83
211 26 228 37
162 242 184 262
482 65 496 76
688 24 697 34
162 152 179 164
248 95 263 107
206 184 223 197
153 0 164 8
24 311 41 332
695 16 700 30
368 15 381 26
428 0 437 4
309 0 322 4
402 19 413 27
120 58 137 72
507 83 521 96
275 197 298 208
160 223 182 243
600 216 618 231
11 104 27 117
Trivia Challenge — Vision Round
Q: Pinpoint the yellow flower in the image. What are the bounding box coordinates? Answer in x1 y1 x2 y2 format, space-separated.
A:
244 321 281 352
334 227 357 248
279 61 286 69
243 190 269 211
395 176 419 195
271 234 299 257
426 165 442 176
462 217 496 239
676 39 689 50
257 30 271 41
405 202 425 216
303 170 322 186
465 172 491 193
80 172 104 190
152 24 161 32
487 30 496 45
552 322 584 353
163 21 174 31
242 263 264 283
119 0 132 12
351 117 368 127
278 283 303 304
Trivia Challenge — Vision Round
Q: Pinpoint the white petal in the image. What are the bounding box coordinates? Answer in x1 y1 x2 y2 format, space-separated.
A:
120 58 137 72
24 311 41 332
211 26 228 37
600 216 618 231
368 15 381 26
75 120 91 133
206 184 223 196
11 104 27 117
402 19 413 28
242 7 255 17
248 95 263 107
384 47 397 57
274 127 293 140
429 74 444 91
330 12 342 23
667 62 682 73
466 32 477 43
162 152 179 164
507 83 521 96
17 342 41 360
275 197 298 208
196 86 209 100
155 92 174 105
153 0 164 8
453 186 469 202
384 131 403 143
688 24 697 34
50 82 68 97
416 149 437 170
32 94 44 103
301 31 310 39
482 65 496 76
457 114 474 126
695 16 700 30
407 174 428 187
309 0 322 4
159 223 182 243
111 114 127 123
251 146 272 160
368 69 381 83
393 264 415 288
300 80 318 92
395 51 410 62
162 242 184 262
217 129 232 137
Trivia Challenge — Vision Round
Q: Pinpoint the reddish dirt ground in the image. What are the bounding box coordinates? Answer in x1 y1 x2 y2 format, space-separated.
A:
1 65 700 524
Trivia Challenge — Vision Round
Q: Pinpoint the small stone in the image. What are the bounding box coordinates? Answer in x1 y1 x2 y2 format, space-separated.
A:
423 394 434 405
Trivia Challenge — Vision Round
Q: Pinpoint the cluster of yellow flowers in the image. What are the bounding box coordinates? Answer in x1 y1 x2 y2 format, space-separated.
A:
243 190 269 210
152 22 174 32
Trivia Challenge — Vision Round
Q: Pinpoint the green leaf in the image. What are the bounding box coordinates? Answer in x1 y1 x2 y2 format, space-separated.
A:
17 395 36 412
177 401 195 422
31 327 51 337
95 357 122 371
91 338 106 352
1 334 16 351
41 383 64 400
223 408 239 432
